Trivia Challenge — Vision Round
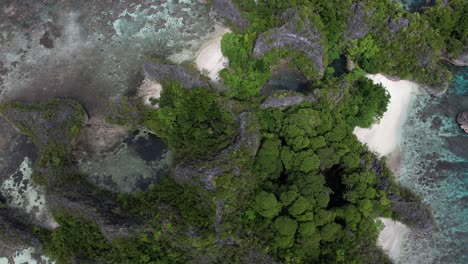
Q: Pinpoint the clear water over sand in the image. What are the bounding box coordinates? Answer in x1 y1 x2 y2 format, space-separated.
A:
398 66 468 263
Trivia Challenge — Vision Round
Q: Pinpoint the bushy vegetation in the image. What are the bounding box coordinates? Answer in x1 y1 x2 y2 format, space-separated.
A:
422 0 467 56
220 32 271 100
144 82 238 158
43 211 189 264
43 214 110 263
246 79 391 262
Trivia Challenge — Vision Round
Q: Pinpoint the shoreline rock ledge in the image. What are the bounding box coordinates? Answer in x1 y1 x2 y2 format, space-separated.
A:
456 112 468 133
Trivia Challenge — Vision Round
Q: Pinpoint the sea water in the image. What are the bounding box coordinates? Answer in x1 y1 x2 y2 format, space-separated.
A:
398 66 468 263
396 0 435 12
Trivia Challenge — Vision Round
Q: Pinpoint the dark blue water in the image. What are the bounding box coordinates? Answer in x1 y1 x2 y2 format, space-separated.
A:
261 68 310 96
398 66 467 263
330 55 347 77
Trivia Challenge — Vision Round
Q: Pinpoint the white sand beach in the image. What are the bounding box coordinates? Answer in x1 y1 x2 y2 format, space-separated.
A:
353 74 419 157
138 25 230 107
194 24 231 82
377 217 410 262
354 74 417 262
138 77 162 108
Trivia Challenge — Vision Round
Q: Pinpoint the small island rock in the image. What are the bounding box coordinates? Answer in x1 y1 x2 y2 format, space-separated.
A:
456 112 468 133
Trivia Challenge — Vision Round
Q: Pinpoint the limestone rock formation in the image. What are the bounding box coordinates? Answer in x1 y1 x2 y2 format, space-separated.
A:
371 157 433 233
387 17 410 34
210 0 249 31
253 9 326 78
443 52 468 67
346 57 356 72
388 198 433 233
143 62 209 89
0 208 41 258
46 180 149 241
420 79 450 97
261 91 317 109
174 112 260 190
0 99 85 180
452 53 468 67
345 2 373 39
456 112 468 133
0 99 85 153
0 99 149 241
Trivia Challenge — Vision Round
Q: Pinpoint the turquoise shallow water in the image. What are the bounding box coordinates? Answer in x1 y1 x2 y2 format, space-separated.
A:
398 66 468 263
397 0 434 12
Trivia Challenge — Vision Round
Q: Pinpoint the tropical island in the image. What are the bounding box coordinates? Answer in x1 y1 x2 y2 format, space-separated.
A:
0 0 466 263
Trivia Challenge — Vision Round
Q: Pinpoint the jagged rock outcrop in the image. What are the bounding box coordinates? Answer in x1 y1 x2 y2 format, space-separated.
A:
344 1 449 96
0 208 41 258
443 52 468 67
253 9 326 78
174 112 260 190
0 99 85 153
0 99 85 181
419 78 450 97
452 53 468 66
210 0 249 31
346 57 356 72
371 158 433 233
0 99 149 241
143 62 209 89
456 112 468 133
261 77 348 109
346 2 373 39
261 91 317 109
383 73 449 97
46 180 149 241
329 79 349 105
387 17 410 34
387 197 433 233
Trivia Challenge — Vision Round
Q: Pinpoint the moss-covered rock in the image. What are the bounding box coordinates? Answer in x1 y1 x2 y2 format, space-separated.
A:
143 62 209 89
0 99 85 185
0 207 42 257
174 111 260 190
261 90 318 110
253 9 326 79
46 175 150 241
210 0 249 31
345 2 373 40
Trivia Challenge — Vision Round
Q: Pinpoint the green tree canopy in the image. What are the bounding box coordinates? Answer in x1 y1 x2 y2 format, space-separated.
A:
253 191 282 219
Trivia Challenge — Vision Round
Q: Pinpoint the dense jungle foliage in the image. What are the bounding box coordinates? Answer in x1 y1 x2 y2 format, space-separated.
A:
6 0 464 263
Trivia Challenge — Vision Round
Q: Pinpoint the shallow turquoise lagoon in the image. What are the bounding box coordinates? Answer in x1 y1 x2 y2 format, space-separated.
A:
399 66 467 263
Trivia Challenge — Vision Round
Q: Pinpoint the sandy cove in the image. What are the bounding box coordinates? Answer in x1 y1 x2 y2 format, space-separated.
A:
353 74 420 157
194 24 231 82
353 74 420 263
377 217 410 261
